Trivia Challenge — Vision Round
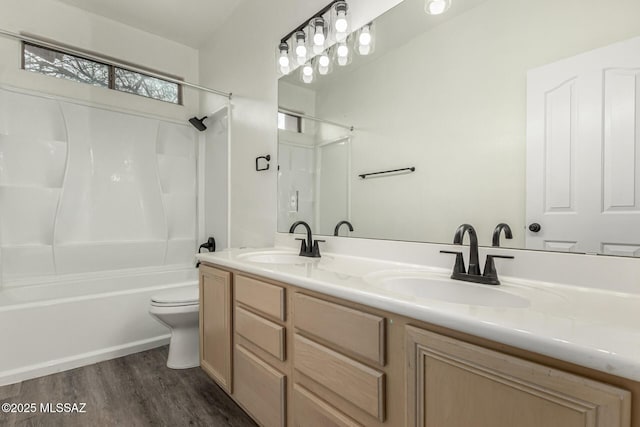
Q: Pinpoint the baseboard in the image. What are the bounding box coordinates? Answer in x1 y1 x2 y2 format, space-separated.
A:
0 334 171 387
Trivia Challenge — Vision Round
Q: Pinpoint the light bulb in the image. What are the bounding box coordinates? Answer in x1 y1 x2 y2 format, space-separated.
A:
359 29 371 46
358 45 371 55
277 42 290 75
335 12 348 32
337 42 349 66
303 64 313 76
302 64 314 83
312 18 325 46
295 44 307 58
319 55 330 68
425 0 451 15
294 31 307 62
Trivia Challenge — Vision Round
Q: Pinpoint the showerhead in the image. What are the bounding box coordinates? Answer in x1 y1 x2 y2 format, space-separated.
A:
188 116 208 131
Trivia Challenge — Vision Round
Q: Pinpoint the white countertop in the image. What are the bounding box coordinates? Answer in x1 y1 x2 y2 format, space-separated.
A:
196 245 640 382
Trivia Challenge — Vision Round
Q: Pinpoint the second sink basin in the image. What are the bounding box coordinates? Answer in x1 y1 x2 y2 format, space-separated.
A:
364 270 531 308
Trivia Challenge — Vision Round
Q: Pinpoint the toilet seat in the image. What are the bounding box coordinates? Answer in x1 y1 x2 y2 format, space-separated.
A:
151 286 199 307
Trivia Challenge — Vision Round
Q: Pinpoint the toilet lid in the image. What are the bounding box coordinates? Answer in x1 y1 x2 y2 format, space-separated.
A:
151 286 199 306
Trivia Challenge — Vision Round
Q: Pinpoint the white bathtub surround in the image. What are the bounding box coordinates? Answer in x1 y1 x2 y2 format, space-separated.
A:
0 87 199 281
0 267 197 386
197 234 640 381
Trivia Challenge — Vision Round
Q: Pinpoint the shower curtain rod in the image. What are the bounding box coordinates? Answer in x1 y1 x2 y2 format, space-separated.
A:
0 28 232 99
279 108 354 131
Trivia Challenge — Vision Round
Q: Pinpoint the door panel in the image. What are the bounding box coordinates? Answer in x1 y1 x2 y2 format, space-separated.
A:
527 36 640 254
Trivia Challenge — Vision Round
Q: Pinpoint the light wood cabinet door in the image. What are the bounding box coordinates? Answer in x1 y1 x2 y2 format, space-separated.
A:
406 326 631 427
199 265 232 393
235 345 286 427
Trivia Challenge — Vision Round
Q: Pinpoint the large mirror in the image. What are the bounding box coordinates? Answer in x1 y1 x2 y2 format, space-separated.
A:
277 0 640 257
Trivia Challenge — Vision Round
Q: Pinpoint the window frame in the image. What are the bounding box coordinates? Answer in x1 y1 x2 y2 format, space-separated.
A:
21 41 183 105
278 111 302 133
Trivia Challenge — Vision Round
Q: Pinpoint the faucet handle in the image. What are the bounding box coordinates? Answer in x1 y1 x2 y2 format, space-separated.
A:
311 239 325 257
483 254 514 281
295 238 308 254
440 250 466 274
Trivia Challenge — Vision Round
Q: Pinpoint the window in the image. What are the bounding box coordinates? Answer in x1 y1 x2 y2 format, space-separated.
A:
23 43 109 87
22 42 181 104
278 112 302 133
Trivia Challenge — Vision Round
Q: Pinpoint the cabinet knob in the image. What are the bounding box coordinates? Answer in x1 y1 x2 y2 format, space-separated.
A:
528 223 541 233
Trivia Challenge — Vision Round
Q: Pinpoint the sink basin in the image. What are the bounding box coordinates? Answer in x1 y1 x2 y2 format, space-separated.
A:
364 270 531 308
236 250 320 265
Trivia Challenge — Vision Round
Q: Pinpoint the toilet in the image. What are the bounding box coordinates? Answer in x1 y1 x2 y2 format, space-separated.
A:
149 286 200 369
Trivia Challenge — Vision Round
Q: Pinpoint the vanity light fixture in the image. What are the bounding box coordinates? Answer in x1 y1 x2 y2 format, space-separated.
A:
276 0 350 76
425 0 451 15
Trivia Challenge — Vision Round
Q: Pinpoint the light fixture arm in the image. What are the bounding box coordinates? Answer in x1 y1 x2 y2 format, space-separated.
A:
279 0 342 44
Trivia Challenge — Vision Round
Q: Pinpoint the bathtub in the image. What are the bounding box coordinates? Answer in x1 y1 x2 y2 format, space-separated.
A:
0 266 198 386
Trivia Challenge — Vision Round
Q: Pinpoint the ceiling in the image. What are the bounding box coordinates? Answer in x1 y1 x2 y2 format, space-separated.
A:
53 0 243 48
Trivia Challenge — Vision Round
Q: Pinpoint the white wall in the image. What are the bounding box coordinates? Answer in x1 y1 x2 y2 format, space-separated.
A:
198 0 403 248
0 0 200 121
312 0 640 246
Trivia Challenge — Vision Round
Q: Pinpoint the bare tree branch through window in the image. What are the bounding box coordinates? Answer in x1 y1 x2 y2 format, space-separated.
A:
23 43 181 104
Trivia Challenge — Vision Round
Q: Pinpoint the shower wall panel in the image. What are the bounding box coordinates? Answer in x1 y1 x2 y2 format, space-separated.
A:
0 88 198 281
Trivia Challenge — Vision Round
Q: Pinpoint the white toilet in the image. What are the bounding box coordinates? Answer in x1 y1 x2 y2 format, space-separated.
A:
149 286 200 369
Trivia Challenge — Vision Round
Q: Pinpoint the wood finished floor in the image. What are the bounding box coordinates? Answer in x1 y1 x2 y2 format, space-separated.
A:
0 346 257 427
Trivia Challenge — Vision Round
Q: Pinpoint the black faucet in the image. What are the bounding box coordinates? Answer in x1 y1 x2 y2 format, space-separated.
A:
441 224 513 285
492 223 513 247
334 220 354 236
289 221 324 257
453 224 481 275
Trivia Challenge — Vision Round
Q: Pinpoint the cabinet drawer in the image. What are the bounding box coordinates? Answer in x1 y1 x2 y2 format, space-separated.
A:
234 345 286 427
236 306 285 361
235 275 285 321
293 384 362 427
294 293 385 366
294 334 385 421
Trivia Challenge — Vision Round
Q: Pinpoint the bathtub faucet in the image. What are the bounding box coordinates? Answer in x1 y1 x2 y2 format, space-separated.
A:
196 237 216 268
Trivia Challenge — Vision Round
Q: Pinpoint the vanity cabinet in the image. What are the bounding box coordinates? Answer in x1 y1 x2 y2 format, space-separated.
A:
405 326 631 427
199 263 636 427
199 265 233 393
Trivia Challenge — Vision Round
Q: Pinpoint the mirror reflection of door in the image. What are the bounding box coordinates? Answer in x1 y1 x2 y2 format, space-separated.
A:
527 36 640 256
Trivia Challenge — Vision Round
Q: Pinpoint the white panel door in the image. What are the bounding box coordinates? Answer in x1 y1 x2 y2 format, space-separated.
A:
527 36 640 256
